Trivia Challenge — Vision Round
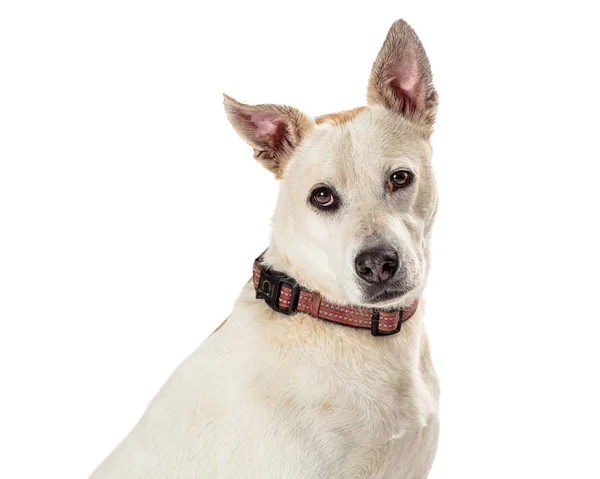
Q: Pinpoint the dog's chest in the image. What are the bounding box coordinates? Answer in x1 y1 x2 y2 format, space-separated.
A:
263 367 438 478
232 307 440 477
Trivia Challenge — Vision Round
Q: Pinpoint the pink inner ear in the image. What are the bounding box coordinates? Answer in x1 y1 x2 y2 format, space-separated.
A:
390 51 419 92
250 112 279 136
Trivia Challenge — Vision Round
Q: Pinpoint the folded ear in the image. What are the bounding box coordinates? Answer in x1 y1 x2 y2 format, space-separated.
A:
223 95 313 177
367 20 438 133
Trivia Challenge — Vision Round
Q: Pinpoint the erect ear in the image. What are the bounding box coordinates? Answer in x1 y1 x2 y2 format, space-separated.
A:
223 95 313 178
367 20 438 133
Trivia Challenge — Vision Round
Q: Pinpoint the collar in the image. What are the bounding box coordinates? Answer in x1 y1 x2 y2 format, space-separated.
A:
252 255 418 336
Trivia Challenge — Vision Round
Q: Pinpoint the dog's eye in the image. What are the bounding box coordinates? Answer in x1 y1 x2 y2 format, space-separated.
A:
311 187 337 209
390 170 413 189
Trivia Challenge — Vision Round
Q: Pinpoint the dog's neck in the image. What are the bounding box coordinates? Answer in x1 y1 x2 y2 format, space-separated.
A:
253 250 419 336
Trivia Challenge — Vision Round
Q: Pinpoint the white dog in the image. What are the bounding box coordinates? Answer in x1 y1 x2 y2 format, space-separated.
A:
91 19 440 479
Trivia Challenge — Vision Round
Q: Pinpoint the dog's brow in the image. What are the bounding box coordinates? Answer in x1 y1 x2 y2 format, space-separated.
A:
315 107 366 126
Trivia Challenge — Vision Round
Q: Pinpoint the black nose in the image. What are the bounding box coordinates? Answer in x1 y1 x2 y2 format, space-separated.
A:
355 248 399 284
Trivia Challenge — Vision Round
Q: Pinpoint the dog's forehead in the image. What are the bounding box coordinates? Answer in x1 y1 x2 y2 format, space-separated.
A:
287 106 430 189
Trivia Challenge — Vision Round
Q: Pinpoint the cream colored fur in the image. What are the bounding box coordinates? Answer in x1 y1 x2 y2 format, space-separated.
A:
91 19 440 479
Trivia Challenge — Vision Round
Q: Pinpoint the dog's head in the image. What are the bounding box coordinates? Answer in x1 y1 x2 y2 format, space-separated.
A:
225 20 438 309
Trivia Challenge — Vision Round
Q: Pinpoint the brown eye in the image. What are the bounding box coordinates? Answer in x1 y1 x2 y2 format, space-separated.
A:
311 187 337 209
390 170 413 189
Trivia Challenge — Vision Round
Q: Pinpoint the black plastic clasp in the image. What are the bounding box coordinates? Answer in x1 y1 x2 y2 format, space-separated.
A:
371 309 404 336
256 266 300 316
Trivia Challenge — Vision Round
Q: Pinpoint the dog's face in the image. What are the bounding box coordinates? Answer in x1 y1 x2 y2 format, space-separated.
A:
225 20 438 309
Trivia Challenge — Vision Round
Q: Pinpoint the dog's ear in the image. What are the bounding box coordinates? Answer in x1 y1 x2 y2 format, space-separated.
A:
367 20 438 133
223 95 313 177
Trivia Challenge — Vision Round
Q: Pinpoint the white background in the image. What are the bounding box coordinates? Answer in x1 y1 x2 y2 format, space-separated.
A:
1 1 599 478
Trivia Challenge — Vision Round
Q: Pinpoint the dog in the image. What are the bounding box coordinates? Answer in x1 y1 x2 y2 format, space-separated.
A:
90 19 440 479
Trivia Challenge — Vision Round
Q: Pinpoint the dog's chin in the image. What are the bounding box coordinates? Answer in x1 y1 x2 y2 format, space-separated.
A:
359 283 418 309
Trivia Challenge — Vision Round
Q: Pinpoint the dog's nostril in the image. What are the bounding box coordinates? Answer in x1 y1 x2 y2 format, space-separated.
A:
382 261 394 274
358 266 373 281
355 248 399 285
357 263 372 275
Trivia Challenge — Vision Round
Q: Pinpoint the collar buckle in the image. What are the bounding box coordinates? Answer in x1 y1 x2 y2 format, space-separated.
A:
256 265 300 316
370 309 403 336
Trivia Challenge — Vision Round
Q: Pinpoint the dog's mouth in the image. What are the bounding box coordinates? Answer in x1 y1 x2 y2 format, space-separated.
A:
370 289 404 302
361 283 412 308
